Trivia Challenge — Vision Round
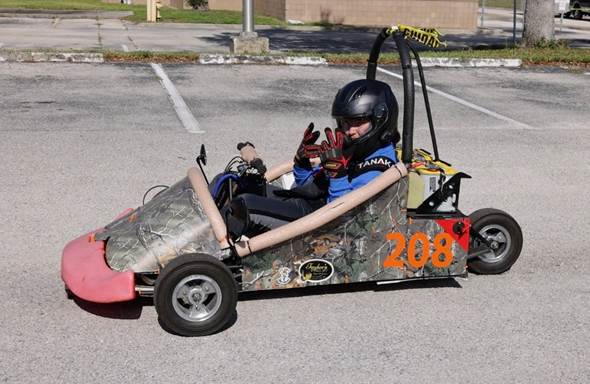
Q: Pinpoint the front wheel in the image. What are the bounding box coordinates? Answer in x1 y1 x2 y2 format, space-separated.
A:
154 254 238 336
467 208 523 274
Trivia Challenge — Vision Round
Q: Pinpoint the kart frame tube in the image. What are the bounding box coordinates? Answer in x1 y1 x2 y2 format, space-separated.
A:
408 44 440 161
366 29 415 165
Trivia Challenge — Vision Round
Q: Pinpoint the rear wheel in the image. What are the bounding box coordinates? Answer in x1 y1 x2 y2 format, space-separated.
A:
467 208 523 274
154 254 238 336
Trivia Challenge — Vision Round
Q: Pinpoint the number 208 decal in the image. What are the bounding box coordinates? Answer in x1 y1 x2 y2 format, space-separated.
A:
383 232 454 269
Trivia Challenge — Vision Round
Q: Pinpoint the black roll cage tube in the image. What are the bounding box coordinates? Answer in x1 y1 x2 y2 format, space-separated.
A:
366 28 440 165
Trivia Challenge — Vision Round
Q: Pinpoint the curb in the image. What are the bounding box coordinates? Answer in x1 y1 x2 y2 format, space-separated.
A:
0 52 521 67
198 54 327 65
416 58 522 67
0 52 104 63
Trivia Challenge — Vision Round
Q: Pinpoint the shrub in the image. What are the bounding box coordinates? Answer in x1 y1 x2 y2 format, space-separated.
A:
187 0 208 10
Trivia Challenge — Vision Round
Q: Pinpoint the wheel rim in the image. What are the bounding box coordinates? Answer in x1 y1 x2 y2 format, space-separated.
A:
172 274 222 323
478 224 512 263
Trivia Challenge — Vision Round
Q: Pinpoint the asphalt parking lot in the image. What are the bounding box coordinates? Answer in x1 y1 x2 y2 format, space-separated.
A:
1 63 589 383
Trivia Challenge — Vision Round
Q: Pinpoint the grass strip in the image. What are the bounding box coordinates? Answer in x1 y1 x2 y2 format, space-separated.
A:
4 45 588 67
0 0 134 11
102 47 590 67
125 8 283 25
104 50 199 63
324 47 590 66
482 0 524 10
0 0 284 25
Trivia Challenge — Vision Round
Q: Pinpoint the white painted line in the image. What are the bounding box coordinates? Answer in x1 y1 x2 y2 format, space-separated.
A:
0 43 4 49
121 44 129 52
150 63 203 134
585 72 590 76
377 67 535 130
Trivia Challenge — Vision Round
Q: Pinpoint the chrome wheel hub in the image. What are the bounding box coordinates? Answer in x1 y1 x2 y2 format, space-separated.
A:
172 274 222 322
479 224 512 262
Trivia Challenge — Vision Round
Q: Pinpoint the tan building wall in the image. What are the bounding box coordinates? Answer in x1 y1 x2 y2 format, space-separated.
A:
209 0 477 30
208 0 241 11
256 0 287 20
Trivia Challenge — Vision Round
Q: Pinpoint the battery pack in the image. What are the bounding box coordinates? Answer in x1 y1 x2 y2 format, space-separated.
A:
404 149 459 212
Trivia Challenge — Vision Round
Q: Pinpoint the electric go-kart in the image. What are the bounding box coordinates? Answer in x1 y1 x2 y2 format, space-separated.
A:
61 26 523 336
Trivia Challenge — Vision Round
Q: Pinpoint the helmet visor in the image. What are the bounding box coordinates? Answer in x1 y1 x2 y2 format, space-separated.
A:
336 117 373 140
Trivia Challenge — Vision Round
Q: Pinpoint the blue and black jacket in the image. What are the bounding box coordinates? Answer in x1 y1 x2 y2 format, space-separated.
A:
293 144 398 202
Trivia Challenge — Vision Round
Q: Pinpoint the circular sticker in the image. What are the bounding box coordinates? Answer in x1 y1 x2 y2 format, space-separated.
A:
298 259 334 283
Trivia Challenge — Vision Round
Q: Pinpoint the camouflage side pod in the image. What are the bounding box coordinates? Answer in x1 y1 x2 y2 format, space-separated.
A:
95 177 223 273
241 178 406 290
241 176 468 291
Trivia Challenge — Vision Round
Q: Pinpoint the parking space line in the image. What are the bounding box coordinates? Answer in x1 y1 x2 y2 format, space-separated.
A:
150 63 204 134
377 67 536 130
0 43 3 49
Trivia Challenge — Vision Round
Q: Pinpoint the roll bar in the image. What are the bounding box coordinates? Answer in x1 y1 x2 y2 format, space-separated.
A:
366 26 445 165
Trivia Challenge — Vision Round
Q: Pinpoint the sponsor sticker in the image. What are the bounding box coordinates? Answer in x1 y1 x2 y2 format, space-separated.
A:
299 259 334 283
276 267 292 285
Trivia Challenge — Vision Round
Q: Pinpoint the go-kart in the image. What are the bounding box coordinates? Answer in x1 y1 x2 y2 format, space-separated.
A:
61 25 523 336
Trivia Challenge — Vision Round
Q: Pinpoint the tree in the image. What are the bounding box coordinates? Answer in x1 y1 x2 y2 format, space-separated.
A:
522 0 555 47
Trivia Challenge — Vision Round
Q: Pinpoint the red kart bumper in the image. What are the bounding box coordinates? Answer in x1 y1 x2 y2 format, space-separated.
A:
61 231 136 303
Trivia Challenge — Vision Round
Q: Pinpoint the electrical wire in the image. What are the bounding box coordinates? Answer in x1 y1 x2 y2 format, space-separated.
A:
142 185 169 205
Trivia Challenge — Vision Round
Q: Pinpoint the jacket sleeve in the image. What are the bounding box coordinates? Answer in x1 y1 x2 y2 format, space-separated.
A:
327 176 352 202
293 164 320 186
327 146 398 202
327 171 381 202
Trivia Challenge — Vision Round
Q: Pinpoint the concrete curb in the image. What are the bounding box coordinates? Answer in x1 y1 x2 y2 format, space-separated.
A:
0 52 521 67
0 52 104 63
416 58 522 67
198 54 327 65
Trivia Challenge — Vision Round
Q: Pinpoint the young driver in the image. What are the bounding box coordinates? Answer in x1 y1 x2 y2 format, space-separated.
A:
227 78 401 237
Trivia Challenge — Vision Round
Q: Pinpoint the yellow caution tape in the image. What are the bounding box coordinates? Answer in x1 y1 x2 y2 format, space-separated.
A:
386 25 446 48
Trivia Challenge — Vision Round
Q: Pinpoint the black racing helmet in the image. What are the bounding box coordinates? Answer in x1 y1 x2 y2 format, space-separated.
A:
331 79 399 161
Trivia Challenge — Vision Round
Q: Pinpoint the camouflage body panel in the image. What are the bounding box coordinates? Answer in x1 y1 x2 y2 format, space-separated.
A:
376 217 468 280
241 177 468 291
95 177 223 273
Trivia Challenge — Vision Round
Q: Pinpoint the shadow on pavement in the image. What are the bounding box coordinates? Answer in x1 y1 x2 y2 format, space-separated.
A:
200 29 399 53
199 29 532 53
238 277 462 302
71 296 152 319
68 278 461 319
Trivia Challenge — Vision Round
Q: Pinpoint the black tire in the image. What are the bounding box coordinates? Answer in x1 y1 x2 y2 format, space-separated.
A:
154 254 238 336
467 208 523 275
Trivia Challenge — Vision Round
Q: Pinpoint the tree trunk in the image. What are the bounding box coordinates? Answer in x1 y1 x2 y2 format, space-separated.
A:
522 0 555 47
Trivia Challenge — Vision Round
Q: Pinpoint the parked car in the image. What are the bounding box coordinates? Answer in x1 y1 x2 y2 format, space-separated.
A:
566 0 590 19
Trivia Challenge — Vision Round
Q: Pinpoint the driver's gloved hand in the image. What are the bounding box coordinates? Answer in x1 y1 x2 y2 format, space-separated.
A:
294 123 322 169
319 127 351 178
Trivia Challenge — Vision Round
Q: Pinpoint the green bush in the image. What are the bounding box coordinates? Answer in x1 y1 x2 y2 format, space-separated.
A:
187 0 207 9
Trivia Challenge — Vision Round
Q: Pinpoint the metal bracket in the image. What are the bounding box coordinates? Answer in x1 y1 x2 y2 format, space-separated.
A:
415 172 471 214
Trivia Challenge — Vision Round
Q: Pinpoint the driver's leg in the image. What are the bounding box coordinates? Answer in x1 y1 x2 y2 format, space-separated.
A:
234 193 314 236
